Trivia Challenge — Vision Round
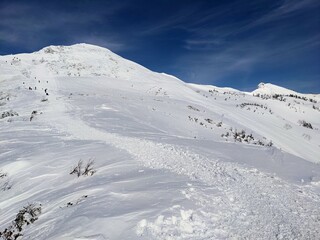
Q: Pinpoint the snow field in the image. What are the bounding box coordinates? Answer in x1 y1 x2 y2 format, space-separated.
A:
1 44 320 239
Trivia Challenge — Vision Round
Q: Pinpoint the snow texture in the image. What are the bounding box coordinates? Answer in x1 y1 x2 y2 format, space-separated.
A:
0 44 320 240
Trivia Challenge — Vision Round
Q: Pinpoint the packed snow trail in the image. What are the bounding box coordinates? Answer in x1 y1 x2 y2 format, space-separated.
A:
40 80 320 239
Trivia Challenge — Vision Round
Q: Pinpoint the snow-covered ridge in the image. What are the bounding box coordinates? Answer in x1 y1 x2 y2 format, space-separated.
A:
252 82 320 100
252 82 298 95
1 43 319 162
2 43 184 86
0 44 320 240
39 43 113 54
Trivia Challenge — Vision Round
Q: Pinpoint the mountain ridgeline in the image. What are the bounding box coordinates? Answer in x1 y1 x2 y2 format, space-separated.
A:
0 44 319 239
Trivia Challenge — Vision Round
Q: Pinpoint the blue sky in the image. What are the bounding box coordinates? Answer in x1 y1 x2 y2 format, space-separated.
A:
0 0 319 93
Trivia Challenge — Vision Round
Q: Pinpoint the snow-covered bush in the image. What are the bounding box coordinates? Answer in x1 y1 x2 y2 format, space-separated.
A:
221 129 273 147
233 130 254 143
312 105 320 112
0 170 12 191
188 116 198 123
237 102 273 114
1 111 18 119
298 120 313 129
0 204 41 240
253 93 286 101
302 133 311 141
44 47 55 54
284 123 292 130
1 180 12 191
14 204 42 232
187 105 200 111
0 171 7 179
204 118 213 124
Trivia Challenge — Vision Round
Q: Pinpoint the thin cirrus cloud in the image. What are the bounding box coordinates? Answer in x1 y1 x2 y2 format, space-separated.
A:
183 0 319 49
0 1 128 52
171 0 320 92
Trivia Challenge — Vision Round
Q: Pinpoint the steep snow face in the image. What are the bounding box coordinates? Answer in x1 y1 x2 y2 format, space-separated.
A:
1 44 320 240
37 43 154 80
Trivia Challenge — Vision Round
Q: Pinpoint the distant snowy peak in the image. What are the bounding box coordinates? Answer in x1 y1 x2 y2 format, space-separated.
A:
0 43 188 95
38 43 112 55
4 43 173 83
1 44 318 96
252 82 298 95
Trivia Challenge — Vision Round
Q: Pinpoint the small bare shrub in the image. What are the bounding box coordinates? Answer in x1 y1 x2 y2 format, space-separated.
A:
0 170 12 191
1 180 12 191
70 160 83 177
61 195 89 209
187 105 200 111
70 159 96 177
83 159 96 176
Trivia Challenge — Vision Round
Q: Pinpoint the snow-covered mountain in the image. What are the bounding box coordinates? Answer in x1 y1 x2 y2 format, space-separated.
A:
0 44 319 240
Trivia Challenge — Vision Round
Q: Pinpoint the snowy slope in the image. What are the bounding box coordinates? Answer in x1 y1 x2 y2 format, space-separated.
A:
1 44 320 240
252 82 298 95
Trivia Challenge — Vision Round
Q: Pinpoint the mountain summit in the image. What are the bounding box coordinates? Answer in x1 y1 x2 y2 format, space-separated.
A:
1 44 320 239
253 82 298 95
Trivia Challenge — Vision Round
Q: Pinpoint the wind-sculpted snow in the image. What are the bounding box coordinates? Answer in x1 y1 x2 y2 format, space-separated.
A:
50 103 320 239
0 44 320 239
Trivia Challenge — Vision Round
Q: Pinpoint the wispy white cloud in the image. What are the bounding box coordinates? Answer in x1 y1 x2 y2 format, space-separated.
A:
0 1 128 51
229 0 320 37
184 39 224 50
173 30 319 86
280 75 320 93
70 35 127 52
173 0 319 86
138 3 203 35
183 0 319 50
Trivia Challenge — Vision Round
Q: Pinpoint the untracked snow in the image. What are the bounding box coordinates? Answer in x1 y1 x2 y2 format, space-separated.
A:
0 44 320 240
